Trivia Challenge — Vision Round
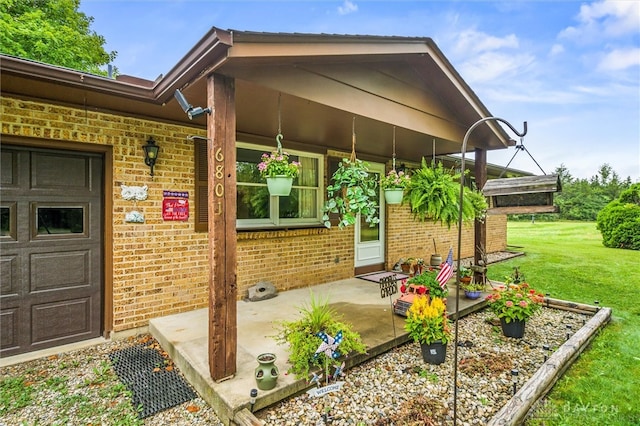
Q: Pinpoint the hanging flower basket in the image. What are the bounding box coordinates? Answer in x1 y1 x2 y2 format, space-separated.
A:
380 169 409 205
384 189 404 204
266 175 294 196
257 136 300 197
322 158 379 228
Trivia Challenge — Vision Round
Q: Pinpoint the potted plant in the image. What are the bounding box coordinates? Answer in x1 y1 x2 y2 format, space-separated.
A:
406 269 448 299
258 149 300 196
400 257 424 276
458 265 473 284
380 169 410 205
485 267 544 338
404 296 451 364
322 158 379 228
460 280 485 300
404 159 487 228
273 292 367 379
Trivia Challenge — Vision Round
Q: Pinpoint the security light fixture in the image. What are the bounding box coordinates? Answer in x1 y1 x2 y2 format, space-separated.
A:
174 89 211 120
143 137 159 176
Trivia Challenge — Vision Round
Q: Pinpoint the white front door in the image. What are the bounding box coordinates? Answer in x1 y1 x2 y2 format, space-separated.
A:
354 162 385 268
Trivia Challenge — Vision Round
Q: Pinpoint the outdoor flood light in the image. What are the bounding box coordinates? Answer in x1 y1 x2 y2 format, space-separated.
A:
174 89 211 120
142 137 159 176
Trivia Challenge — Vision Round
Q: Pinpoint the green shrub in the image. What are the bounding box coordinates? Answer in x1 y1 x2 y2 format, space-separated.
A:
273 293 367 379
596 183 640 250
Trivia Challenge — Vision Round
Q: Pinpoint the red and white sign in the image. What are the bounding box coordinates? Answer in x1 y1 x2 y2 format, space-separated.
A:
162 198 189 221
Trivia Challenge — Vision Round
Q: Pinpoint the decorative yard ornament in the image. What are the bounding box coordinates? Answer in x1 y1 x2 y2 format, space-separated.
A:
482 129 561 215
332 362 345 381
314 330 343 359
308 330 346 398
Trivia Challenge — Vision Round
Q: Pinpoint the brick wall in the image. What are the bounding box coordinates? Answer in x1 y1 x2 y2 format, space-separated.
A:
385 204 506 268
1 97 210 331
237 227 354 295
1 96 508 333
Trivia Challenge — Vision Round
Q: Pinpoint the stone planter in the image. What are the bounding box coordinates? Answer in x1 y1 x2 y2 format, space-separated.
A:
255 353 279 390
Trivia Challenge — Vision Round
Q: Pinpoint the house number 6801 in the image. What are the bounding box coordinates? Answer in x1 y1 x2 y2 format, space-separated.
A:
214 147 224 198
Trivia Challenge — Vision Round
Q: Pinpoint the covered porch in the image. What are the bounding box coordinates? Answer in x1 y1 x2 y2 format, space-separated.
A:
149 277 488 425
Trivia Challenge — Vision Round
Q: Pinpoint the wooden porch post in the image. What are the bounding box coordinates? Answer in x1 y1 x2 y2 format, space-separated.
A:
207 73 237 381
474 148 487 279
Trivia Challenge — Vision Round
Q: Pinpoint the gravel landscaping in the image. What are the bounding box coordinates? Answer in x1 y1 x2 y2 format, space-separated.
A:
1 305 591 425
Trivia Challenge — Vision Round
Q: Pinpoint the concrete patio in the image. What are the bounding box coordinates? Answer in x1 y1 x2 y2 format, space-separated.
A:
149 277 487 425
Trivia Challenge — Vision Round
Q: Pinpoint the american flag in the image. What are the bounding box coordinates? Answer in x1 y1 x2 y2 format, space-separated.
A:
436 248 454 289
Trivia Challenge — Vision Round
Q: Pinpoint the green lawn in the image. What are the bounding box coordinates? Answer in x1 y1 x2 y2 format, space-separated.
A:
486 221 640 425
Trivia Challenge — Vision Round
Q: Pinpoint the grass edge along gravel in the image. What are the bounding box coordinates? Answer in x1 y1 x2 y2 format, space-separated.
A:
489 221 639 426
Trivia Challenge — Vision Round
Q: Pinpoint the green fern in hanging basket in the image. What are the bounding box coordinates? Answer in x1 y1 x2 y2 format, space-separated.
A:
322 158 380 228
404 158 487 228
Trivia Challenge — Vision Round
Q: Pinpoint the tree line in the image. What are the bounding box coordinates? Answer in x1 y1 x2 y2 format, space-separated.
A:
510 163 639 250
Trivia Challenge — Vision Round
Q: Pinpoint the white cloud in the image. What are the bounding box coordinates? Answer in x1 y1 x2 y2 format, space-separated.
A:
549 44 564 56
597 47 640 71
560 0 640 41
459 51 535 84
577 0 640 37
337 0 358 16
453 29 519 55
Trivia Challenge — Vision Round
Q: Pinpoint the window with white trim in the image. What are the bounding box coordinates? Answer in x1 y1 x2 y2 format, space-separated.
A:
236 142 324 228
194 140 324 231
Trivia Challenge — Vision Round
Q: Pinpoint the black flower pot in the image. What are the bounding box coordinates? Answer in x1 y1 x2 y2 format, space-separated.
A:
500 318 526 338
420 341 447 365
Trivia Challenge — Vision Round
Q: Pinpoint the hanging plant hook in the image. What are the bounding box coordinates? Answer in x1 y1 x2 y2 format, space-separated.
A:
349 116 357 162
276 93 284 155
392 126 397 171
498 134 547 178
452 116 527 426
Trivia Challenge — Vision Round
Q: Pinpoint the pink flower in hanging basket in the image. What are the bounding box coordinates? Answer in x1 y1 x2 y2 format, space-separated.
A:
258 150 300 178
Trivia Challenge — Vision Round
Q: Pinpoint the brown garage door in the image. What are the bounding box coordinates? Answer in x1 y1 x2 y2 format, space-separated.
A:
1 145 103 357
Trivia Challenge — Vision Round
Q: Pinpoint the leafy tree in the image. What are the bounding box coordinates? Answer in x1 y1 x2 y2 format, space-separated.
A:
0 0 116 75
553 163 632 221
509 163 633 222
596 183 640 250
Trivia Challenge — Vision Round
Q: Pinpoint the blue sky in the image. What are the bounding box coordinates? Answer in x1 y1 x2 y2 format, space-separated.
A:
79 0 640 181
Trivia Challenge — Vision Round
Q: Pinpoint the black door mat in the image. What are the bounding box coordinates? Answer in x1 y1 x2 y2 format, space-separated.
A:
109 344 197 418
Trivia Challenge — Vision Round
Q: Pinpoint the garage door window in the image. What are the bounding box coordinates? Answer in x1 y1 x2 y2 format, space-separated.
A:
35 206 85 235
0 205 13 238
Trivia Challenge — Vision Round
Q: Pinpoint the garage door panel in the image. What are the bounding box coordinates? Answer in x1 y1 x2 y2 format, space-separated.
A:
30 250 89 292
31 297 93 344
32 152 90 191
0 308 19 350
0 254 19 297
0 149 18 187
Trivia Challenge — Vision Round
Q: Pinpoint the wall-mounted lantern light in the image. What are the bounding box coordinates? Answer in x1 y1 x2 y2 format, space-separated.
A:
143 137 159 176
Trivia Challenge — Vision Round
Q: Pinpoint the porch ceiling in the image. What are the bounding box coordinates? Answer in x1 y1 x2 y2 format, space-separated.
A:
0 27 514 161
